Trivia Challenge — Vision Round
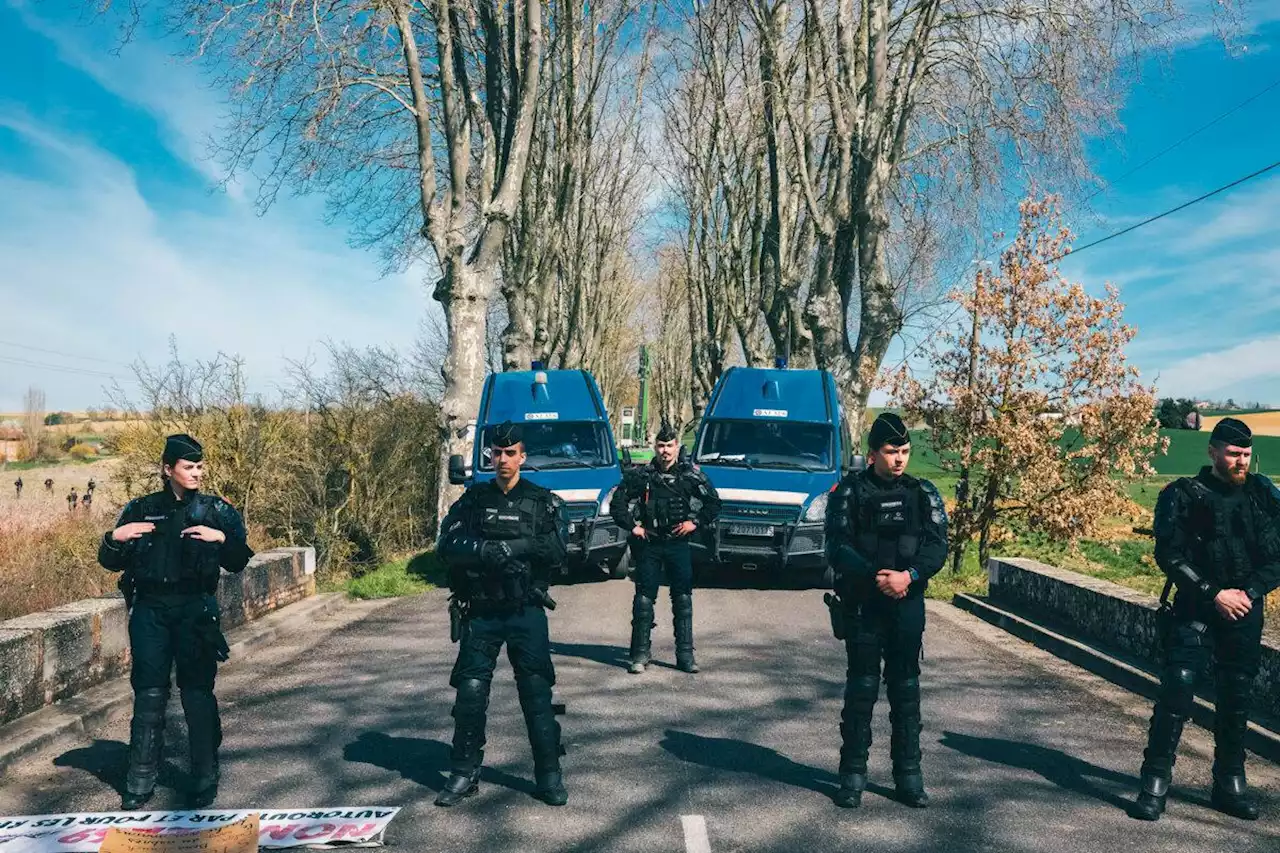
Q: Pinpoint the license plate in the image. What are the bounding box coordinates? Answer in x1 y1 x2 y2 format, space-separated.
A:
568 522 578 534
728 523 774 537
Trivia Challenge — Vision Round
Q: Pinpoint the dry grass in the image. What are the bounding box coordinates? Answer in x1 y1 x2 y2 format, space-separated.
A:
1200 412 1280 438
0 497 119 621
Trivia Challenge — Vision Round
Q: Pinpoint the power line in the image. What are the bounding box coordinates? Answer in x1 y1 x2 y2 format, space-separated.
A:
0 354 121 379
0 338 132 367
891 76 1280 369
892 155 1280 369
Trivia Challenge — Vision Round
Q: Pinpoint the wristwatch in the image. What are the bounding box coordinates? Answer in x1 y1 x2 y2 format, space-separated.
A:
908 568 920 583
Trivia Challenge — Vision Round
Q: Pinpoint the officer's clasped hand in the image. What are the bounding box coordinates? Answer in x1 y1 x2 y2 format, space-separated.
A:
480 541 514 565
631 525 648 540
876 569 911 599
671 520 697 537
181 525 226 544
1214 588 1252 621
112 522 155 542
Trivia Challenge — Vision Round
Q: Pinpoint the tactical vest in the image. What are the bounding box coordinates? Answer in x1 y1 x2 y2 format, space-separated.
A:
1182 477 1277 589
133 493 224 589
853 477 922 572
466 495 542 607
641 469 691 533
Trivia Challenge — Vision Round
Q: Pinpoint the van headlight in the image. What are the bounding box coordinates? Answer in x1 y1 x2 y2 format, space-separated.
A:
803 493 828 522
599 486 618 517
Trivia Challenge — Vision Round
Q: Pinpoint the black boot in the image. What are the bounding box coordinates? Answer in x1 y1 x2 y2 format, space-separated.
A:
1212 774 1259 820
1130 666 1193 821
1130 773 1170 821
535 771 569 807
1211 671 1259 820
833 773 867 809
888 678 928 808
835 674 877 808
518 672 567 806
435 768 481 807
673 593 698 673
123 687 168 810
436 678 490 808
629 595 654 674
182 689 221 809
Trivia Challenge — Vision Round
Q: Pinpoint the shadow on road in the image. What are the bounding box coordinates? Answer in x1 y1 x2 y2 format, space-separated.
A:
660 728 895 802
939 730 1159 813
52 739 184 798
549 641 631 671
342 732 535 797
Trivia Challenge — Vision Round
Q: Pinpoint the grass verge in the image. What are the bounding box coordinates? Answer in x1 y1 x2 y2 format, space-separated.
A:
344 551 447 600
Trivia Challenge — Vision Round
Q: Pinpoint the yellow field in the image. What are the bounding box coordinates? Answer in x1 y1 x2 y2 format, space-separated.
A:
1200 412 1280 438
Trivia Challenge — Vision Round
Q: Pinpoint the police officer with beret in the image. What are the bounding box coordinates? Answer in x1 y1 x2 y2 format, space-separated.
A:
434 421 571 808
611 421 721 675
98 434 254 810
824 413 948 808
1130 417 1280 822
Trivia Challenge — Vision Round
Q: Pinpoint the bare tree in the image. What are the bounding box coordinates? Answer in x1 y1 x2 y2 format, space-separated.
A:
98 0 545 522
649 247 695 435
660 0 1231 447
21 387 46 462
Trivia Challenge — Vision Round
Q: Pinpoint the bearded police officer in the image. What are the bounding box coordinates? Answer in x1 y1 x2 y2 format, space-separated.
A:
98 434 254 810
1130 417 1280 822
611 421 721 674
824 413 948 809
435 421 571 808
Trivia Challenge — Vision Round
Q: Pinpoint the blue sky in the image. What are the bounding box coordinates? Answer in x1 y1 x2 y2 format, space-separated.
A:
2 2 1279 413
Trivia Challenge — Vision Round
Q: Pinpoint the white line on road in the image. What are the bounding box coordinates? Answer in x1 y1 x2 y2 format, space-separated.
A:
681 815 711 853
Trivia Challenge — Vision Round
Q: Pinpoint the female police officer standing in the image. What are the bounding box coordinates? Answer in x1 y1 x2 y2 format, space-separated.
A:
98 434 253 810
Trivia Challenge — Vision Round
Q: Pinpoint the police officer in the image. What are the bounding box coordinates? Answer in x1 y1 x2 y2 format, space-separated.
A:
435 421 571 808
98 434 254 810
610 421 721 675
1130 418 1280 822
13 477 21 499
68 487 78 512
824 413 948 808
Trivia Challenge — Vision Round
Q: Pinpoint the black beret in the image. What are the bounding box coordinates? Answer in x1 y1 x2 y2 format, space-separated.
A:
490 421 523 448
869 412 910 450
1211 417 1252 448
162 433 203 465
656 420 679 442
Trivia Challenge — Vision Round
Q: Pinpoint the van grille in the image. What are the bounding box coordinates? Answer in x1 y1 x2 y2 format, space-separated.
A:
720 501 801 524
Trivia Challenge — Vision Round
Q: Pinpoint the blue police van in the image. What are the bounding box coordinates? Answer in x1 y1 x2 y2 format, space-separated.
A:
447 364 630 578
690 361 849 576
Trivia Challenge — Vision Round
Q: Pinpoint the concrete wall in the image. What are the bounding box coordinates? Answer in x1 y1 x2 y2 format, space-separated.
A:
988 556 1280 722
0 547 315 726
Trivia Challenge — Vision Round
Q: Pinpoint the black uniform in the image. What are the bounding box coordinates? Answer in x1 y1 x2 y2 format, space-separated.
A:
99 486 253 808
1131 465 1280 820
13 477 21 498
435 476 569 805
825 462 948 807
611 456 720 673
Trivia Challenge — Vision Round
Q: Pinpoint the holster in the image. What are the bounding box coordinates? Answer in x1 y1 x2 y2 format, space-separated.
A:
118 568 136 611
198 597 231 662
449 596 467 643
825 592 846 641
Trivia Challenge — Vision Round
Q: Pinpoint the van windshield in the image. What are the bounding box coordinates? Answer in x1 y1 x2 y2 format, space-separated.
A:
480 421 614 471
696 419 834 471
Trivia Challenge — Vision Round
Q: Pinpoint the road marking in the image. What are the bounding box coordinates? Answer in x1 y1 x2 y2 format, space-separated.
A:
681 815 711 853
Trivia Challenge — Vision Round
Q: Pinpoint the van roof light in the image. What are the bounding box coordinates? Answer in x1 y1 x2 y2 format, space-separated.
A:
531 360 546 370
775 357 788 369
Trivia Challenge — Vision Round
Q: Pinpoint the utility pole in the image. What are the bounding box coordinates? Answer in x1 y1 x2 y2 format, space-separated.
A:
638 344 651 444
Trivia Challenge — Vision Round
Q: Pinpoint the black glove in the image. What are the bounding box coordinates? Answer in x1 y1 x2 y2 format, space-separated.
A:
480 541 515 566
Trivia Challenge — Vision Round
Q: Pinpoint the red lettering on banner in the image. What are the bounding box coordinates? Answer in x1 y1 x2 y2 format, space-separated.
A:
57 828 108 845
293 824 335 841
331 823 377 841
260 824 301 841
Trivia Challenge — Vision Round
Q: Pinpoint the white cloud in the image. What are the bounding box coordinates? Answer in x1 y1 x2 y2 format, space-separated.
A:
1152 334 1280 402
0 117 431 411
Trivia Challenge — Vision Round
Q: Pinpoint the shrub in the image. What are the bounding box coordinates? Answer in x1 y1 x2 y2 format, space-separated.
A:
68 443 96 460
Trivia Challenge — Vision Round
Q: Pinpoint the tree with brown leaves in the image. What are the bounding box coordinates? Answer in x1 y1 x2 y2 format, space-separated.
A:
886 197 1168 570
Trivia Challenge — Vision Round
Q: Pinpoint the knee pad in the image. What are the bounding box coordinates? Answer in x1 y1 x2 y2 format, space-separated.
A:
134 688 169 722
633 595 655 621
516 672 554 713
886 677 921 703
1161 667 1197 717
453 678 491 719
844 675 879 710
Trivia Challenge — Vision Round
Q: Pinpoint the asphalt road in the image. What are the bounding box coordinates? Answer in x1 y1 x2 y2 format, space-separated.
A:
2 577 1278 853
